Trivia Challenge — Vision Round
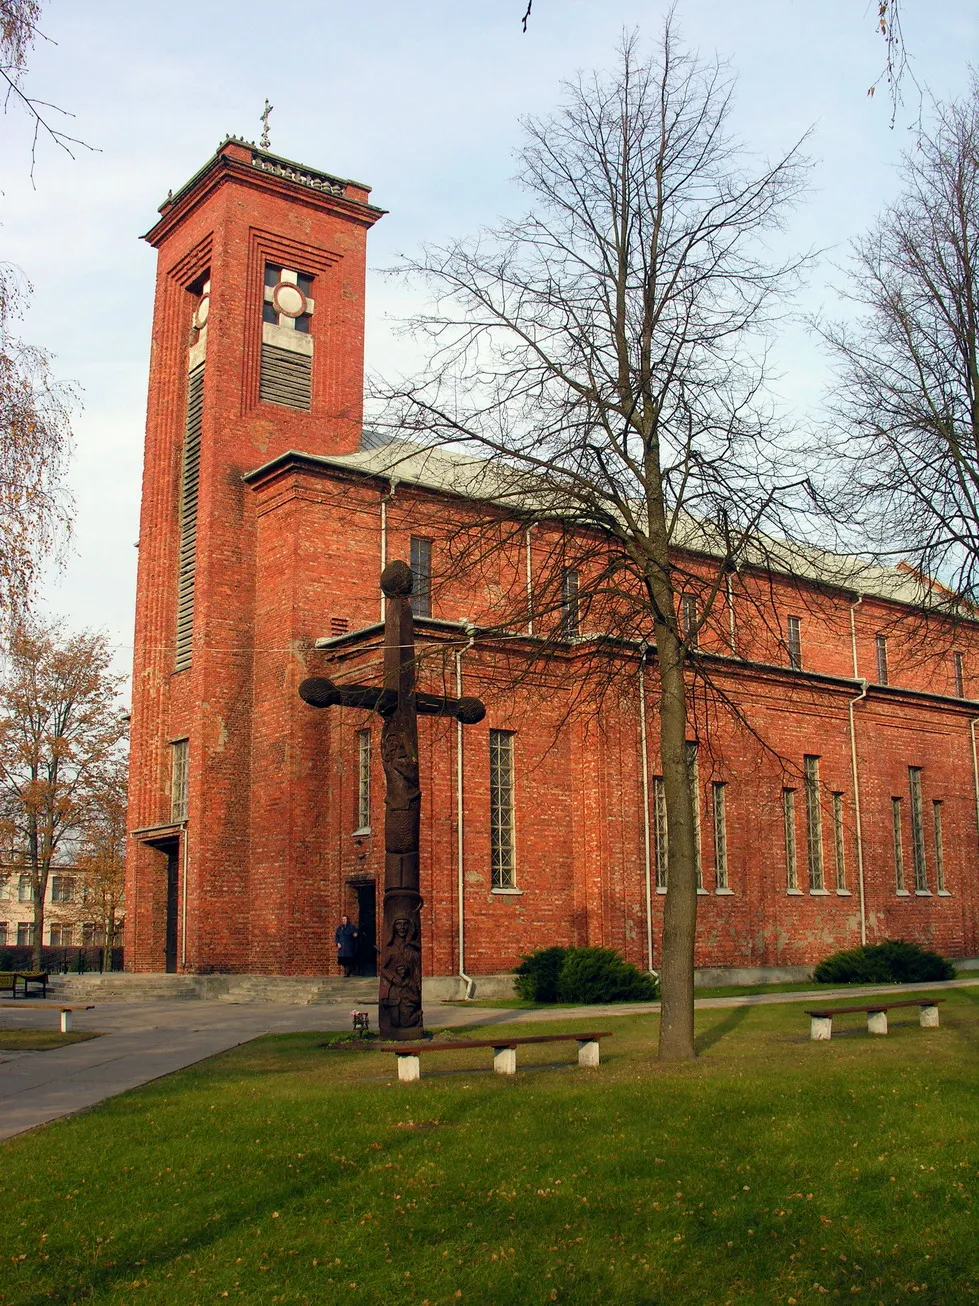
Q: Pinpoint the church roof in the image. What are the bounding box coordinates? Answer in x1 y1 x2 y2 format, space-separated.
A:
244 438 943 612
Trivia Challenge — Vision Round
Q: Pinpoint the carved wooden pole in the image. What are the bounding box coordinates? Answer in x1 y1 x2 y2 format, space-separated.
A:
298 561 485 1041
376 560 424 1040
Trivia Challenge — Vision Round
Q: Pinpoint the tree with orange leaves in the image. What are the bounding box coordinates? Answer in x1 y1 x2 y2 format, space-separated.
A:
0 620 127 970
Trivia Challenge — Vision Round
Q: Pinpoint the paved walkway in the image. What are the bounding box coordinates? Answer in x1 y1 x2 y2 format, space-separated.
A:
1 976 976 1142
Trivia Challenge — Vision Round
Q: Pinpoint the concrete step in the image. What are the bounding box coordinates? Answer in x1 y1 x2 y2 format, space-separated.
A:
44 973 380 1005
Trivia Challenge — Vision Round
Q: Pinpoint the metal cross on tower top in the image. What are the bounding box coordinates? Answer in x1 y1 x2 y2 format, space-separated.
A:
260 99 273 150
299 561 485 1040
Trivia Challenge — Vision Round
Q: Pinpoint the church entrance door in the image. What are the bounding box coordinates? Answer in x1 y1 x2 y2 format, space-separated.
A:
164 846 179 973
354 881 377 977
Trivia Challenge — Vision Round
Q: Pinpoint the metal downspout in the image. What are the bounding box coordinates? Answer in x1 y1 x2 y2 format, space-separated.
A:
456 630 477 998
639 650 654 973
379 479 399 621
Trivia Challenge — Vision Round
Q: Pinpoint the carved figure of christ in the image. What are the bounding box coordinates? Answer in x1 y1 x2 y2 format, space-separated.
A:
299 560 485 1039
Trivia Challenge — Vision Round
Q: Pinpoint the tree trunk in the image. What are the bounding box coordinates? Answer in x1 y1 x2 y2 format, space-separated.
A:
655 620 698 1060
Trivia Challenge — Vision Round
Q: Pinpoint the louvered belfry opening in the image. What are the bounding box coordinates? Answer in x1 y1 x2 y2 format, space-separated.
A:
259 342 312 409
259 262 314 411
175 361 204 671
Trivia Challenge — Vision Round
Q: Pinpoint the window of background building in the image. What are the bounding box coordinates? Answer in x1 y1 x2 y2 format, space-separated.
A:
712 781 728 891
653 776 668 891
954 651 965 698
0 922 6 945
489 730 516 889
892 796 906 892
17 922 34 946
783 788 798 891
356 728 371 832
804 755 824 891
51 875 74 903
909 767 928 892
18 873 32 903
786 616 802 669
832 792 847 891
410 536 433 617
876 634 889 685
171 739 189 823
560 568 580 638
933 800 946 893
0 876 10 900
49 923 73 946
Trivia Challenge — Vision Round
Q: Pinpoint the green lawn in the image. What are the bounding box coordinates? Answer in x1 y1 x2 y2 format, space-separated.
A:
0 1029 100 1051
2 991 978 1305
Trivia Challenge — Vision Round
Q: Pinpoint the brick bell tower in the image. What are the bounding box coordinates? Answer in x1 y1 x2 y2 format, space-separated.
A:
126 138 384 973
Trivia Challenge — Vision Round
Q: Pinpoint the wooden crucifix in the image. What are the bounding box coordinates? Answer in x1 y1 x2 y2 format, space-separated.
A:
299 560 485 1040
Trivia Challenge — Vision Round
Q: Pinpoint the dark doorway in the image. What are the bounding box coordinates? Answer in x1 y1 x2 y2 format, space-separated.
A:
165 847 179 973
354 881 377 977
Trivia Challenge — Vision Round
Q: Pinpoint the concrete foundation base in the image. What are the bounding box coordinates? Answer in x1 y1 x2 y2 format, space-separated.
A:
919 1003 940 1027
867 1010 888 1035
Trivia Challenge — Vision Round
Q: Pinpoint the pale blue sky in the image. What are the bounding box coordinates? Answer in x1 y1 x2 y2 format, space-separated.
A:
1 0 977 688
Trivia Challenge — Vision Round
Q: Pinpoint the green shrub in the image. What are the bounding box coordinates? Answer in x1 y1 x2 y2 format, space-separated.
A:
513 946 567 1002
555 947 659 1004
813 939 955 985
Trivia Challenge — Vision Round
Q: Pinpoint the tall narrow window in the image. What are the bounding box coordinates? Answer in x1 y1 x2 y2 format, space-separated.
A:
832 793 846 891
18 873 32 903
560 568 580 637
686 741 703 890
653 776 668 890
410 536 433 617
892 797 906 891
783 788 798 891
875 635 889 685
356 728 371 832
786 615 802 669
712 782 729 891
489 730 516 889
909 767 927 891
0 922 7 946
681 593 699 648
954 652 965 698
17 922 34 947
171 739 190 824
804 755 824 891
933 800 946 893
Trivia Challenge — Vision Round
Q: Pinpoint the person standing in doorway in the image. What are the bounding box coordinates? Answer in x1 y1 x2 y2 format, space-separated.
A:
335 914 359 977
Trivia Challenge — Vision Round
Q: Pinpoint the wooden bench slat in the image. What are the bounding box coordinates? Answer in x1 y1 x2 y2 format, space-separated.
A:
378 1032 611 1054
805 998 945 1017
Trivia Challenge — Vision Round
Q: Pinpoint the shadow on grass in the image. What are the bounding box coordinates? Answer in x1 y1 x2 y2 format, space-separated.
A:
694 1003 751 1055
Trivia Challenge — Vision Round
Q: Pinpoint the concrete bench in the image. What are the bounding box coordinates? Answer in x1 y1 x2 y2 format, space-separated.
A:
378 1031 612 1083
0 1002 95 1033
0 972 49 999
805 998 944 1041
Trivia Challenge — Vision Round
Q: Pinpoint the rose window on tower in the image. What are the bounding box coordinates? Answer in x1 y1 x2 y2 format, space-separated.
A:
260 262 314 410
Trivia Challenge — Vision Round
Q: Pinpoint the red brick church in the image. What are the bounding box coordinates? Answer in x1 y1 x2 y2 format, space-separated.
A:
125 138 979 989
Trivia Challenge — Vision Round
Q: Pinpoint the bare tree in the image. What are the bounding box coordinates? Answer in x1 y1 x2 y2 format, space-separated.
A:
0 620 128 970
0 266 74 627
2 0 91 177
820 78 979 605
375 21 813 1060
